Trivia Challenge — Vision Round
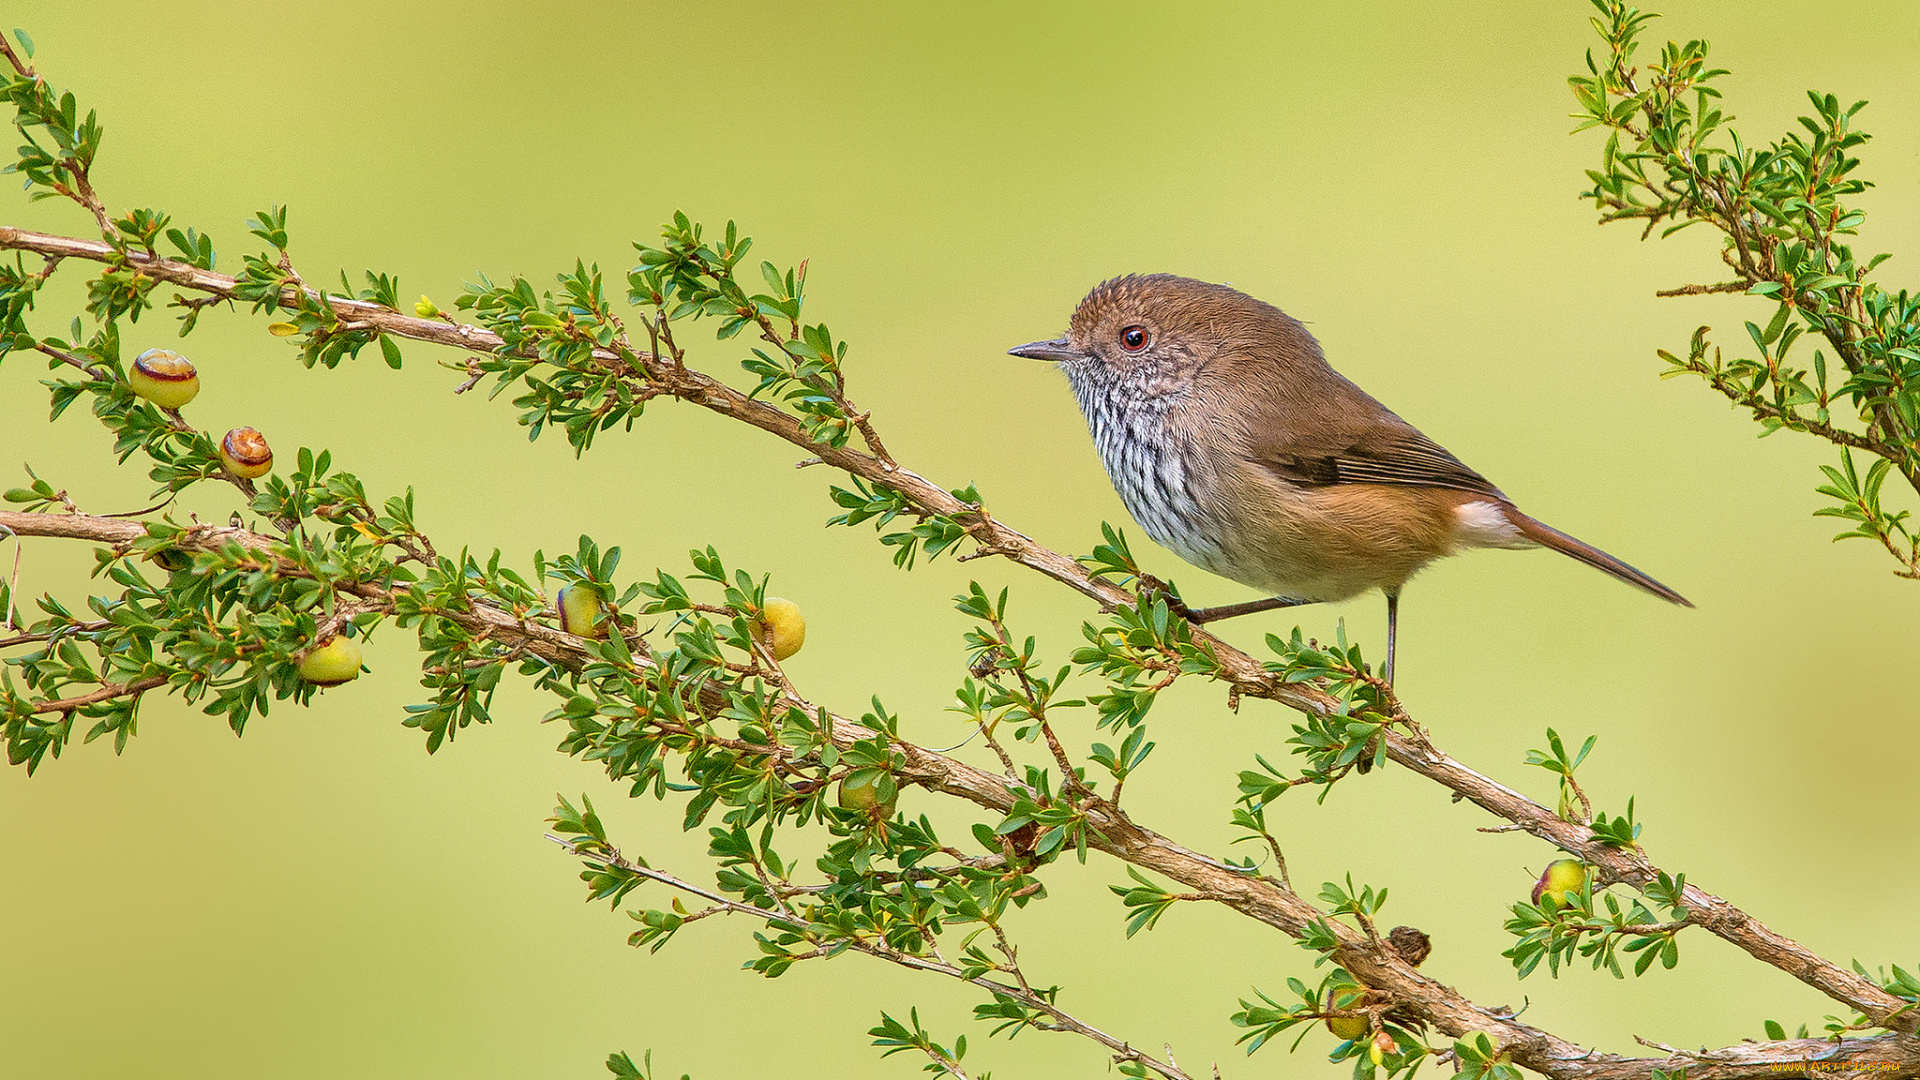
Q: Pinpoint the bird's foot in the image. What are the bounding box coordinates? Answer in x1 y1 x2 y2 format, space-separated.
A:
1133 574 1195 620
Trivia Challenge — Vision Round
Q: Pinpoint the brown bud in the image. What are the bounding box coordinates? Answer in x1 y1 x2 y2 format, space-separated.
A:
968 646 1006 680
1001 820 1041 859
1387 926 1431 967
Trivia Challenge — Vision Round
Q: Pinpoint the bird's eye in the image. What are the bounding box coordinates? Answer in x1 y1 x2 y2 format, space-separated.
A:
1119 325 1148 352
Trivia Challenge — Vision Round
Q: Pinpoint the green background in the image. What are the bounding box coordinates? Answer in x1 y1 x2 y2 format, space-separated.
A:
3 2 1917 1077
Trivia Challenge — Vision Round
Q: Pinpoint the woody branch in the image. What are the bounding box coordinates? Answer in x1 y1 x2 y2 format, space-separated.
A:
3 504 1915 1076
0 221 1909 1038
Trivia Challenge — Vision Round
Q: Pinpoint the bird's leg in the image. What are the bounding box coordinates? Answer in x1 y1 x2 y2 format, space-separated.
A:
1183 595 1316 624
1383 589 1399 686
1132 576 1314 627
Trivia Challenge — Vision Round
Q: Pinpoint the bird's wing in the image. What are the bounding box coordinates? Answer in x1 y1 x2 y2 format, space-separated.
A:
1253 423 1509 499
1202 333 1511 500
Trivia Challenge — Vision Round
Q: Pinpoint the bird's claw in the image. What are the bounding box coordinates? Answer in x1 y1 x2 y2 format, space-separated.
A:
1133 574 1195 620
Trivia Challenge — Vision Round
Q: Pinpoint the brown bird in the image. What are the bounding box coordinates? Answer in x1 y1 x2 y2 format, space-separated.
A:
1010 274 1689 683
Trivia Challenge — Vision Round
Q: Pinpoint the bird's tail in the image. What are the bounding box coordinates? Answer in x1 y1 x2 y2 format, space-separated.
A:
1505 509 1693 607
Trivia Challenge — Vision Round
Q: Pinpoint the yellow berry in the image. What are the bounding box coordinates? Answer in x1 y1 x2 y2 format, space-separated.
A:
835 769 896 818
1532 859 1589 905
219 427 273 479
557 583 607 639
1324 986 1368 1040
297 636 363 686
751 597 805 661
1327 1014 1368 1040
128 348 199 409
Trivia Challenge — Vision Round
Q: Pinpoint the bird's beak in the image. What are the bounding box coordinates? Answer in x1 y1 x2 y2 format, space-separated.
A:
1007 337 1084 363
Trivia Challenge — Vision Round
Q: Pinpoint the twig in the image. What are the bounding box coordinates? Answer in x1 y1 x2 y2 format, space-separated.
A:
0 30 34 78
547 834 1193 1080
1655 280 1754 297
32 341 109 381
0 521 19 632
27 674 169 714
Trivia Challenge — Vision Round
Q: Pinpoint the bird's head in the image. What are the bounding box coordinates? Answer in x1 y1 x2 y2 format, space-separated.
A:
1009 274 1319 401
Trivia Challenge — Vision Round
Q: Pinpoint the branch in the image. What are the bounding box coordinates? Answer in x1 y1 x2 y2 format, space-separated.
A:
1 213 1910 1029
0 225 1124 611
0 618 108 649
1655 280 1754 297
33 339 108 380
27 673 167 714
0 219 1912 1026
0 30 32 80
7 508 1917 1076
1578 43 1920 500
547 834 1194 1080
1379 726 1915 1033
4 12 1911 1072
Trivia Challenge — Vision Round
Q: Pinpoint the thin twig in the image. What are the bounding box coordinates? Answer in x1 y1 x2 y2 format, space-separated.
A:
1654 280 1754 297
547 834 1193 1080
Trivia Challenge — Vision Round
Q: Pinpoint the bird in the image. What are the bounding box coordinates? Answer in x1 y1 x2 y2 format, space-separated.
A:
1009 274 1689 684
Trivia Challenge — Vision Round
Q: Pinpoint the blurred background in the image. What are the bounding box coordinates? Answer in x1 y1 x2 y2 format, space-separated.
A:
3 1 1916 1077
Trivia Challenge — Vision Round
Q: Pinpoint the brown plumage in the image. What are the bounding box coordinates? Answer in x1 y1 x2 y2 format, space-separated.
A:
1011 274 1689 682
